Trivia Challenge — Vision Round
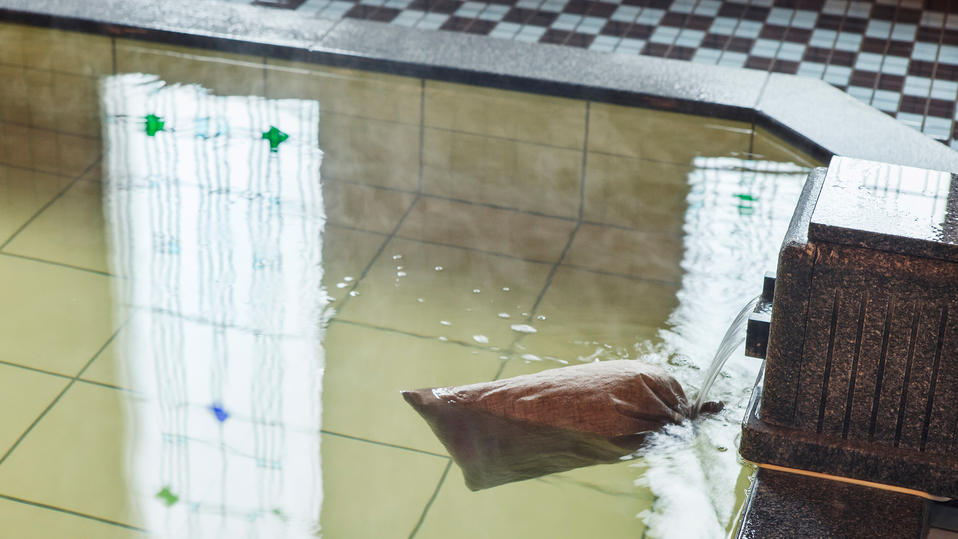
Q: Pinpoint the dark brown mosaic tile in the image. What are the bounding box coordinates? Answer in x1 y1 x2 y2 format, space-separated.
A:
803 46 831 63
647 0 672 9
746 56 774 70
896 8 922 24
562 0 591 14
784 27 812 44
870 5 896 21
916 27 942 44
525 10 559 26
643 42 670 56
761 25 787 40
886 41 913 57
877 73 904 92
771 59 800 73
566 32 596 47
540 28 571 43
718 2 746 17
840 17 868 34
814 13 842 30
660 12 687 27
584 2 617 18
407 0 461 13
686 15 714 31
344 4 400 21
934 63 958 82
849 69 879 88
667 45 696 59
942 29 958 47
899 94 928 115
860 37 887 54
502 7 537 23
829 50 856 66
626 24 655 39
601 20 632 36
702 33 731 48
727 36 753 53
928 98 956 118
743 6 770 21
910 60 938 78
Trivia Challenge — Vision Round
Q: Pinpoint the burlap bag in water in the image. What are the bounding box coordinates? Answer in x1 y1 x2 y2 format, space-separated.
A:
402 359 690 491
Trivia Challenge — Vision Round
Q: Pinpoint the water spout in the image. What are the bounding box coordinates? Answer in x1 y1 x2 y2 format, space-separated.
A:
691 296 760 417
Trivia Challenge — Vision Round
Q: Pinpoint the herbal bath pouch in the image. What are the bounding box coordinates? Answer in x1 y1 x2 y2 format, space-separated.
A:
402 359 691 491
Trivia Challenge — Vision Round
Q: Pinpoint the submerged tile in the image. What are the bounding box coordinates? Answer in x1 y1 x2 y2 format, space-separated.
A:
322 179 417 234
424 80 587 149
0 382 140 529
322 226 389 303
582 152 692 234
0 497 146 539
0 363 70 458
115 39 266 97
336 237 552 348
322 322 502 454
266 59 421 124
422 128 582 219
319 113 421 190
414 464 652 539
320 433 449 538
0 23 112 76
0 66 102 139
397 196 577 263
0 165 73 246
587 103 752 165
0 256 120 376
4 178 110 274
0 123 102 178
751 126 824 167
513 267 679 363
563 223 684 283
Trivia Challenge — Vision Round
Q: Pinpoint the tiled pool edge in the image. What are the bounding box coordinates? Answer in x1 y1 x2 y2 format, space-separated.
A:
3 0 958 172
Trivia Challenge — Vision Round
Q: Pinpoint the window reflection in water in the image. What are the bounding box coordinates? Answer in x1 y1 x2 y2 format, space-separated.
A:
102 74 327 537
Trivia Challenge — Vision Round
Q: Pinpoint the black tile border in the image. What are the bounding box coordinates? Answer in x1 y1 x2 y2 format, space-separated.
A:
1 0 958 172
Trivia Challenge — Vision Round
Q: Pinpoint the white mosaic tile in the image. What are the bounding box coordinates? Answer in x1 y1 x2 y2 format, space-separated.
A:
823 64 852 86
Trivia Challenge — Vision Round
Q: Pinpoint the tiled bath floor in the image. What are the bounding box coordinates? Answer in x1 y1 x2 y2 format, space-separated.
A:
224 0 958 149
0 21 816 538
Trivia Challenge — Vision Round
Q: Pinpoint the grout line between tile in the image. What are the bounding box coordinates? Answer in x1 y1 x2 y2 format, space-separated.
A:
0 252 115 277
392 234 556 265
0 119 102 141
0 493 149 533
418 78 425 193
0 316 130 468
329 318 498 352
0 155 103 252
579 101 590 221
320 429 451 459
407 460 453 539
0 360 73 381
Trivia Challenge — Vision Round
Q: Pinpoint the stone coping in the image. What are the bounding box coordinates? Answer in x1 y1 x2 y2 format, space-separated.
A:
1 0 958 172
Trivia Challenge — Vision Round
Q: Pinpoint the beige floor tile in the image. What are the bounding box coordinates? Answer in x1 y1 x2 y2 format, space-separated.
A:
582 152 692 234
751 127 824 168
4 179 109 274
415 467 651 539
0 256 120 376
512 267 679 364
397 197 577 263
322 322 502 454
424 81 587 149
336 238 552 349
0 23 113 76
422 129 581 219
0 67 102 139
0 165 73 245
588 103 752 165
319 112 421 190
79 323 128 390
0 123 102 178
266 60 421 124
0 364 70 457
115 40 265 97
0 498 147 539
322 226 388 303
322 180 416 234
320 433 449 538
563 223 684 283
0 382 140 528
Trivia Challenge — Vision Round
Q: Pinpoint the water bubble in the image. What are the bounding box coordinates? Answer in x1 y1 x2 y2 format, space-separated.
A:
438 336 448 341
498 313 510 319
499 356 508 360
520 354 542 361
336 283 348 289
417 298 425 303
471 351 478 355
716 446 728 452
349 291 360 297
502 287 510 291
440 321 452 326
397 266 403 270
521 313 529 317
393 255 402 260
473 335 489 344
397 272 406 277
435 266 443 271
343 276 354 282
473 289 481 293
536 315 546 320
510 324 537 334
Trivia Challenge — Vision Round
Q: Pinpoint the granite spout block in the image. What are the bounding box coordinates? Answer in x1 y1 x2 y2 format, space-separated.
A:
741 156 958 499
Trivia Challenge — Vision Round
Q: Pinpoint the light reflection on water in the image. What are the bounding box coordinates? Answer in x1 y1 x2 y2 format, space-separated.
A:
638 158 807 538
102 74 327 538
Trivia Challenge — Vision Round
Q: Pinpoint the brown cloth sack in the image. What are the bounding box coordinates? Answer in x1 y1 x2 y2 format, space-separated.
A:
402 359 691 491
